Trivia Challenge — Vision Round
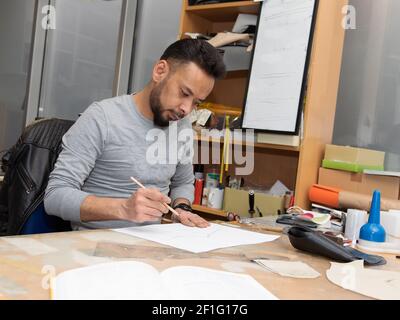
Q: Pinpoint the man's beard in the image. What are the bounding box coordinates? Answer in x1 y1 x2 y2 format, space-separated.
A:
149 81 171 128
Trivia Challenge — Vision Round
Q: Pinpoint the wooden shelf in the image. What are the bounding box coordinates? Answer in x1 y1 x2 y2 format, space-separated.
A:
181 0 348 209
194 134 300 152
192 204 227 218
185 1 260 22
197 102 242 117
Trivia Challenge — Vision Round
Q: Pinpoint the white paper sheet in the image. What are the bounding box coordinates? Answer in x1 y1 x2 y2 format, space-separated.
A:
113 223 279 253
326 260 400 300
53 261 164 300
53 261 278 300
162 265 278 300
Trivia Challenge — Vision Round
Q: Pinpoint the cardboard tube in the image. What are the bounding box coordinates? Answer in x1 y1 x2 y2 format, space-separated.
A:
339 191 400 211
309 184 400 211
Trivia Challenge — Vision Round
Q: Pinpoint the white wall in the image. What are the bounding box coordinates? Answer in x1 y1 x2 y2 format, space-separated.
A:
130 0 183 93
333 0 400 170
0 0 35 152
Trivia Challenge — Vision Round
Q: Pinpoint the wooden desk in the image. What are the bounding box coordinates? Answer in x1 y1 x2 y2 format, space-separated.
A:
0 226 398 300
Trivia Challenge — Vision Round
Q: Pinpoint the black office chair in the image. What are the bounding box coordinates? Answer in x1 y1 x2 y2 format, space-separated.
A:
0 118 74 235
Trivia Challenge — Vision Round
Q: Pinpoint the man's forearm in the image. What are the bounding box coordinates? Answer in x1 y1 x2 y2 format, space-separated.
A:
80 195 127 222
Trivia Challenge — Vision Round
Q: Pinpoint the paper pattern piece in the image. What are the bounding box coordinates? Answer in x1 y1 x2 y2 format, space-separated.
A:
52 261 278 300
2 238 58 256
0 277 28 296
269 180 290 196
79 230 143 245
254 260 320 279
326 260 400 300
113 223 279 253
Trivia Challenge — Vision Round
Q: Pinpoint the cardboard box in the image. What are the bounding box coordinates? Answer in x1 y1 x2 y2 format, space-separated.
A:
318 167 400 200
323 144 385 173
223 187 285 217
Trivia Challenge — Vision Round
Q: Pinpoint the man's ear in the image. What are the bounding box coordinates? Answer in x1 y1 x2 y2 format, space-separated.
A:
152 60 170 83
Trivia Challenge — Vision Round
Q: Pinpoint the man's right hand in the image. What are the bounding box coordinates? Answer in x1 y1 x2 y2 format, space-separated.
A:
121 188 171 223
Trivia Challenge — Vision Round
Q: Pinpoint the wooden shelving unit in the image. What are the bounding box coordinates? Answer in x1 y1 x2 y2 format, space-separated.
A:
180 0 348 208
193 134 300 152
179 1 259 109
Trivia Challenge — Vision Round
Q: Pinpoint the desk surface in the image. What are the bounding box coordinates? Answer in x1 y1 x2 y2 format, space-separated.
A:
0 225 398 300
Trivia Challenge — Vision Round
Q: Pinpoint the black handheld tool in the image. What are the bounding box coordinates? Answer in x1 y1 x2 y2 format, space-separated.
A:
276 215 318 228
248 190 255 218
288 226 386 266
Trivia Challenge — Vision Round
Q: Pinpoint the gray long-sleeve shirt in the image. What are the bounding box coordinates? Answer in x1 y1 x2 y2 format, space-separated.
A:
44 94 195 230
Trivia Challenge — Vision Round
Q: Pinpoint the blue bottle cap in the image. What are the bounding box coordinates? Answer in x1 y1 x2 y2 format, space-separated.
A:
359 190 386 243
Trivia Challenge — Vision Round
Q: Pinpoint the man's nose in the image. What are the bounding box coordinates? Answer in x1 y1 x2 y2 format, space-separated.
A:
179 100 193 117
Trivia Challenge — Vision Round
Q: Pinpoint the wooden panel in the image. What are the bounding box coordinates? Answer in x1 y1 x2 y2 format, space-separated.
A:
186 1 260 22
195 145 299 191
295 0 348 208
179 11 211 36
180 19 239 37
207 72 249 108
211 21 236 33
248 149 299 191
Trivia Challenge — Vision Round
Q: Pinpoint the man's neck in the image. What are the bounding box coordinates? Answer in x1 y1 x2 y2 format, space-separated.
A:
132 85 154 121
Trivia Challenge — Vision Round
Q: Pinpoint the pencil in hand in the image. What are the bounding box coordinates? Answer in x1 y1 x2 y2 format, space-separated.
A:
130 177 180 219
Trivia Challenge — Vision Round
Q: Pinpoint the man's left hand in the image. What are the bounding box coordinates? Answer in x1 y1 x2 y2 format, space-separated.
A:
173 208 210 228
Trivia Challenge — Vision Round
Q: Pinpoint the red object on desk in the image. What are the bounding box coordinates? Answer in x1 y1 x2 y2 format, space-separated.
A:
193 179 204 205
289 194 295 208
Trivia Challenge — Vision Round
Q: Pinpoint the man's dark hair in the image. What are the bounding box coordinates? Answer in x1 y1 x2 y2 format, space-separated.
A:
160 39 226 80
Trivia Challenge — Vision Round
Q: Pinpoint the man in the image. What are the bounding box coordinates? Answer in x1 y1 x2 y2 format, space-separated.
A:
44 39 226 230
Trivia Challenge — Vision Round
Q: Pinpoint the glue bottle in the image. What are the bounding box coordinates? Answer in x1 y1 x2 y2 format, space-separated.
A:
359 190 386 243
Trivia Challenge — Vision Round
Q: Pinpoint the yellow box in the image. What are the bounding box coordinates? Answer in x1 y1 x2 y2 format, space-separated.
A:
223 187 285 218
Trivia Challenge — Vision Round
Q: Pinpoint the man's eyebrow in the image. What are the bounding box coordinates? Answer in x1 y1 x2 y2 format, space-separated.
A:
183 86 205 103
